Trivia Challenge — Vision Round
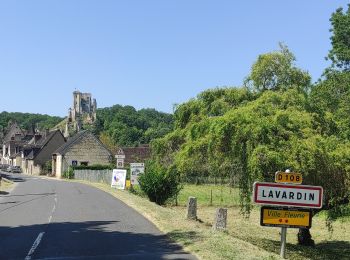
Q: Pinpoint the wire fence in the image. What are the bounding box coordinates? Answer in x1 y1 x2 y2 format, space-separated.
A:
74 169 113 184
73 169 240 207
74 169 239 186
180 175 239 187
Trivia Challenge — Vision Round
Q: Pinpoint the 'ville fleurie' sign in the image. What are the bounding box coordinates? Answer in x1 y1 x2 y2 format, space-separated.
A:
260 206 312 228
253 182 323 209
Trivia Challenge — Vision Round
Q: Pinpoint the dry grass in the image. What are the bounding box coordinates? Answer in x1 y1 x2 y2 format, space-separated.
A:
71 180 350 260
0 177 14 194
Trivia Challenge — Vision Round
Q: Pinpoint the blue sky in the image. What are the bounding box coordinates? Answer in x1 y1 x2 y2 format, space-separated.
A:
0 1 348 116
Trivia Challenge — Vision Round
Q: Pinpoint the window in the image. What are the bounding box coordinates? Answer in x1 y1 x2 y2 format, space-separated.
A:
80 161 89 166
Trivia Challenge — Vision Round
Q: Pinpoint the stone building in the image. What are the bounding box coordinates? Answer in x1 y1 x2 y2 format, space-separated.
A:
65 91 97 137
1 121 34 165
52 130 113 178
113 145 151 168
22 129 66 175
123 145 151 165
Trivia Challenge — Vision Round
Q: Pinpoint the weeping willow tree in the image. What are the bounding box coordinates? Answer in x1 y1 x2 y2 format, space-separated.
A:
151 44 350 246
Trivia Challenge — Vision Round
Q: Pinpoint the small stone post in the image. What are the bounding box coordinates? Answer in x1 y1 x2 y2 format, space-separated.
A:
187 197 197 220
213 208 227 231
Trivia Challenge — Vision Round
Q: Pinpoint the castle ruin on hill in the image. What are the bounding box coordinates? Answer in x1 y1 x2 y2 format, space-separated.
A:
64 91 97 137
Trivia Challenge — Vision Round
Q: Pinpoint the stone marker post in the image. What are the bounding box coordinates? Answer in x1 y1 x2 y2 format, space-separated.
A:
187 197 197 220
213 208 227 231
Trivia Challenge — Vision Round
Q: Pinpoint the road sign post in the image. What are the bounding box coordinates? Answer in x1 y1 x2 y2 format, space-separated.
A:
280 227 287 258
254 170 323 259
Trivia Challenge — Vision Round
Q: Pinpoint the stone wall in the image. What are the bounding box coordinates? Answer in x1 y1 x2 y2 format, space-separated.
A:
27 160 41 175
54 155 63 178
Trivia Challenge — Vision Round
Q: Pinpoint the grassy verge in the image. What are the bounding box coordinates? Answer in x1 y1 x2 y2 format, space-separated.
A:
0 177 14 193
71 180 350 260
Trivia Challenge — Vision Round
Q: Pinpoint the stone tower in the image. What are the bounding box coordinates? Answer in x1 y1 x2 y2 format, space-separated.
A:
65 90 97 137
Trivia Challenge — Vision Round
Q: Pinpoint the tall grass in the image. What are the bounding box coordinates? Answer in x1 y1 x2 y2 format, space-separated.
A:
169 184 240 207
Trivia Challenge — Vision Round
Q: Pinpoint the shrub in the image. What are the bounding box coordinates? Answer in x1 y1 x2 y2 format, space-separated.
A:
72 164 114 170
62 166 74 179
41 161 52 175
138 161 182 205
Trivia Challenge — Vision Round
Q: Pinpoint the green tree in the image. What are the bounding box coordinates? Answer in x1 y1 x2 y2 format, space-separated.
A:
245 44 311 92
0 111 63 133
310 72 350 139
93 105 173 147
153 86 350 244
327 4 350 71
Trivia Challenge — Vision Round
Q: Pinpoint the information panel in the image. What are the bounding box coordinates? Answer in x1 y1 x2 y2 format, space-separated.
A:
260 206 312 228
111 169 127 190
130 163 145 185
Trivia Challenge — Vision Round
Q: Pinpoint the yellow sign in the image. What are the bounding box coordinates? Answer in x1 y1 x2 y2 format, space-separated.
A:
261 206 311 228
125 180 131 189
275 171 302 184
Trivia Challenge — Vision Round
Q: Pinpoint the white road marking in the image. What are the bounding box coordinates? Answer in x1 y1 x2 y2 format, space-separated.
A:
25 232 45 260
48 195 57 223
25 194 58 259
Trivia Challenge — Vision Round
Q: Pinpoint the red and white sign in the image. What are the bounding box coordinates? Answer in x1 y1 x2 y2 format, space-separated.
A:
253 182 323 209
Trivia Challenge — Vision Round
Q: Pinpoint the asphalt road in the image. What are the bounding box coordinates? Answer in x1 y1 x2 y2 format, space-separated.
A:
0 172 196 260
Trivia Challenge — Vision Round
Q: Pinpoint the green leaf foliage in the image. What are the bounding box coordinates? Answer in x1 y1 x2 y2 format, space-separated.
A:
0 111 63 132
138 161 182 205
152 84 350 216
310 71 350 139
72 164 115 170
244 43 311 92
93 105 173 147
327 4 350 71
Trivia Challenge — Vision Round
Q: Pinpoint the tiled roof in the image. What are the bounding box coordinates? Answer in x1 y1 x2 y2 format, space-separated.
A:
26 130 60 149
22 130 65 164
3 122 24 142
36 131 57 146
114 145 151 164
54 130 88 154
54 130 111 157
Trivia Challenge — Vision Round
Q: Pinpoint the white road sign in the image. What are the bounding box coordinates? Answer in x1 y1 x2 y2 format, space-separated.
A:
130 163 145 185
116 158 124 168
253 182 323 209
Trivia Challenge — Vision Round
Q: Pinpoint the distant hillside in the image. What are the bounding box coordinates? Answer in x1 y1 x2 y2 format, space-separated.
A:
0 111 64 134
0 105 174 148
92 105 174 147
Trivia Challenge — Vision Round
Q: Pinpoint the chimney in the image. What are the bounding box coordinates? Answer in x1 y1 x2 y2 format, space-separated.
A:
34 134 42 144
30 123 35 135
